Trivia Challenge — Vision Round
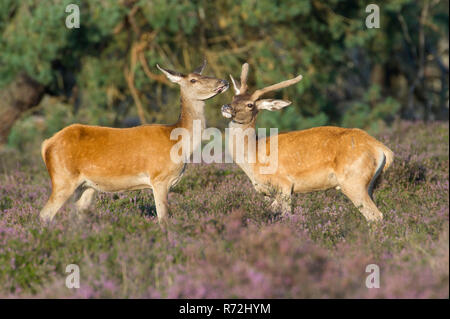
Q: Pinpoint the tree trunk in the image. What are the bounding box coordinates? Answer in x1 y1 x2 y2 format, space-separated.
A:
0 73 45 145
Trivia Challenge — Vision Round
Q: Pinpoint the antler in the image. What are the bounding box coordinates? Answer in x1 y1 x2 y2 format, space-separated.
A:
251 74 303 100
229 62 250 95
239 63 249 94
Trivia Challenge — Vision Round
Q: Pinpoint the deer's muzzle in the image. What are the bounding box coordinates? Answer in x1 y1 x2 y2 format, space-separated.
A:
221 104 234 118
214 80 229 93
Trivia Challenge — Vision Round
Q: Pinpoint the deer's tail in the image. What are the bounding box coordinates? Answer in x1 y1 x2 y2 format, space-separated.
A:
379 143 394 173
41 138 50 166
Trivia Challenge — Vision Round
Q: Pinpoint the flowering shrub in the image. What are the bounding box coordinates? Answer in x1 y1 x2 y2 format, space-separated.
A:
0 121 448 298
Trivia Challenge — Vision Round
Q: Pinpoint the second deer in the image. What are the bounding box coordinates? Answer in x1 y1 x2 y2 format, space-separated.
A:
221 63 393 222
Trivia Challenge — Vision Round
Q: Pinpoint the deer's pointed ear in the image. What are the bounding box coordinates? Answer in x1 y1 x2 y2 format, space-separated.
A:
256 99 292 111
193 59 207 74
157 64 184 83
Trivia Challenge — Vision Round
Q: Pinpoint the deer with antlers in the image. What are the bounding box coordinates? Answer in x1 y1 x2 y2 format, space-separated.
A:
221 63 393 222
40 60 229 224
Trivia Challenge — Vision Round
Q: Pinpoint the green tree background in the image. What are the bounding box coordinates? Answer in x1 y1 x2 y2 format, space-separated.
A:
0 0 448 151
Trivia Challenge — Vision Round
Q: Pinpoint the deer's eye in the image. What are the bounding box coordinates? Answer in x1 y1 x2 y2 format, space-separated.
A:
246 103 254 108
190 79 197 83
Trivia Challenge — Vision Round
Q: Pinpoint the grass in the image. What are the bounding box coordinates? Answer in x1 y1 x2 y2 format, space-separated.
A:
0 121 448 298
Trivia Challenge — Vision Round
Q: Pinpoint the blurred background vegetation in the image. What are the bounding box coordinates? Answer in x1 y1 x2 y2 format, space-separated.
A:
0 0 448 152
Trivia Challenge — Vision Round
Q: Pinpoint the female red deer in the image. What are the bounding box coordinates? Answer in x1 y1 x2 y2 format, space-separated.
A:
40 60 229 224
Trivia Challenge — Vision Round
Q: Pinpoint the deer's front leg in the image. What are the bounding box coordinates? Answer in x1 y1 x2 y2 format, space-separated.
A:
271 195 292 216
260 182 292 215
281 195 292 215
266 191 292 216
152 182 169 225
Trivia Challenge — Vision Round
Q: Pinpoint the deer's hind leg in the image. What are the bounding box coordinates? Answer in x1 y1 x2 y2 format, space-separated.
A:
340 183 383 222
338 154 384 222
74 187 96 217
40 176 80 223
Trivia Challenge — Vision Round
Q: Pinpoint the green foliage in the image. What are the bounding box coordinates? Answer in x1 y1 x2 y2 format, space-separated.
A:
342 84 401 132
142 0 198 34
0 196 12 210
0 0 448 149
1 1 73 85
8 98 76 150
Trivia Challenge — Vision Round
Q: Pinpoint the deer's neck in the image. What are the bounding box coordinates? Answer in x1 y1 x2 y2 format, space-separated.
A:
176 93 206 132
173 93 206 159
228 118 257 133
227 119 258 181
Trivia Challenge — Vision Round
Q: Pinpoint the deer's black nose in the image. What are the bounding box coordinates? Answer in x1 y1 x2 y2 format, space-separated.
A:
221 104 233 113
